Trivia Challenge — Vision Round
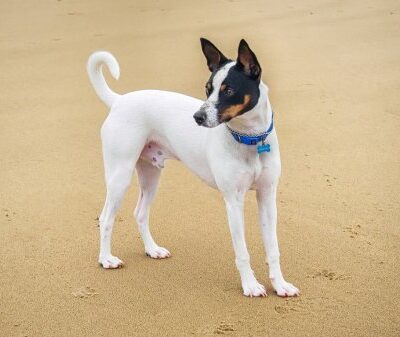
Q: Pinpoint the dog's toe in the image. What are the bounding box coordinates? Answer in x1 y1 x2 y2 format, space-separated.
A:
99 255 124 269
272 279 299 297
145 246 171 259
243 282 267 297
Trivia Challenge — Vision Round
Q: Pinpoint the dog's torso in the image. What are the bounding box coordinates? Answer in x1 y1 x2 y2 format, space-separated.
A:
103 89 280 192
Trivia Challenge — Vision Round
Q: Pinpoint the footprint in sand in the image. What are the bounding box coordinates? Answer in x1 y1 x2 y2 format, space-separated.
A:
323 173 337 187
274 297 314 315
72 286 97 298
275 297 342 315
309 269 350 281
194 321 235 336
343 224 363 239
214 322 235 335
274 303 300 314
3 208 15 221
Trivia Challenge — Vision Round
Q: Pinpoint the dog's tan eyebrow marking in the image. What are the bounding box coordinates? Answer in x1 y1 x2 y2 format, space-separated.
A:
220 94 251 121
220 84 227 92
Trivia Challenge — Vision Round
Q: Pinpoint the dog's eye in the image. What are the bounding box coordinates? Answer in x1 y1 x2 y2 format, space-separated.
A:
224 87 235 96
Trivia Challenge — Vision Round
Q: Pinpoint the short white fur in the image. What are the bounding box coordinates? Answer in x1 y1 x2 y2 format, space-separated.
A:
87 50 299 297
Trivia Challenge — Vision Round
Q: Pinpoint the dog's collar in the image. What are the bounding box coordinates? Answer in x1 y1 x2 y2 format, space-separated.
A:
226 111 274 153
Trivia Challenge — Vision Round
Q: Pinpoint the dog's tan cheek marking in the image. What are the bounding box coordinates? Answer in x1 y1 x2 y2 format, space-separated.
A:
220 94 251 122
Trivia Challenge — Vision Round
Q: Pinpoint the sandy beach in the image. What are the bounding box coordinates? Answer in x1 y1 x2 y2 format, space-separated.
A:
1 0 399 336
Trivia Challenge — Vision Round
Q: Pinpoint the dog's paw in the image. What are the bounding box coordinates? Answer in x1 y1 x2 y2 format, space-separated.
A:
271 278 299 297
242 281 267 297
98 255 124 269
145 246 171 259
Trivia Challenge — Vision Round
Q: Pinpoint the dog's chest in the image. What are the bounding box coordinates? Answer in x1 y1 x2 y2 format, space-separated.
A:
236 151 265 185
240 151 279 190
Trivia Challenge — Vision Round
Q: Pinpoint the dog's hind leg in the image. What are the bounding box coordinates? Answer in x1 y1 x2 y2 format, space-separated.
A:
98 164 133 268
134 159 171 259
98 157 135 268
98 124 146 268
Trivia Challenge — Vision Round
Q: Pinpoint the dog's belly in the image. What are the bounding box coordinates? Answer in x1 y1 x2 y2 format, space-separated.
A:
139 141 175 169
139 140 218 188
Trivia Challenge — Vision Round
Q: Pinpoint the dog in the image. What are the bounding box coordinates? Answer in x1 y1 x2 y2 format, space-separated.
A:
87 38 299 297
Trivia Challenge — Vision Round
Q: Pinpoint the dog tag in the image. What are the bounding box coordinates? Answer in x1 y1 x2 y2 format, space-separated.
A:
257 143 270 154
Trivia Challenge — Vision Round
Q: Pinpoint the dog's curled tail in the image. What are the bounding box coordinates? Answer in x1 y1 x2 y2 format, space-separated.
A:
87 51 121 108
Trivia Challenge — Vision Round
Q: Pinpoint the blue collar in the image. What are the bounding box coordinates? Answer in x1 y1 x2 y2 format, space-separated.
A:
226 111 274 153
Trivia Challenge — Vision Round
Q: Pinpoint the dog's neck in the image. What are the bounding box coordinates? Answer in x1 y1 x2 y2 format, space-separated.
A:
226 81 272 135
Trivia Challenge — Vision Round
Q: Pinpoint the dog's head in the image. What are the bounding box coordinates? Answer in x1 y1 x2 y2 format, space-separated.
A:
193 38 262 128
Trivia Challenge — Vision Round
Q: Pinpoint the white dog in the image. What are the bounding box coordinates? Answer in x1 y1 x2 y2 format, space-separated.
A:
87 39 299 297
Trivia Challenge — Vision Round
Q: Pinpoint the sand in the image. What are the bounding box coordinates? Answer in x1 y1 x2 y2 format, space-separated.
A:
1 0 399 336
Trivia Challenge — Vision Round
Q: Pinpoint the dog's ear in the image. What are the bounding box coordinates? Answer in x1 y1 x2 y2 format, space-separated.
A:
236 39 261 80
200 38 229 72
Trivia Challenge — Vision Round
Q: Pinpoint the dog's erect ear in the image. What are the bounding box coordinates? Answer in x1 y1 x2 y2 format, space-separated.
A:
237 39 261 80
200 38 229 72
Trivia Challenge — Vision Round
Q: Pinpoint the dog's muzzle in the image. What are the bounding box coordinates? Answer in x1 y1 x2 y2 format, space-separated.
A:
193 102 220 128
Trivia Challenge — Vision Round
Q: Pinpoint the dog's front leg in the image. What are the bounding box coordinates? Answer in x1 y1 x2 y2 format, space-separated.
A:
224 193 267 297
256 185 299 297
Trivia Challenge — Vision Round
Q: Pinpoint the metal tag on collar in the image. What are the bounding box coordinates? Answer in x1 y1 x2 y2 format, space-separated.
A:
257 140 270 154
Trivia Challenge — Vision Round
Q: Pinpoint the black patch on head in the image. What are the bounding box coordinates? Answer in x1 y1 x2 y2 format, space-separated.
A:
215 66 260 122
204 63 233 98
200 38 262 123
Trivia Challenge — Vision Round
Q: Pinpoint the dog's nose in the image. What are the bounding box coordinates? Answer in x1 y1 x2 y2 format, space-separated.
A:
193 111 207 126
